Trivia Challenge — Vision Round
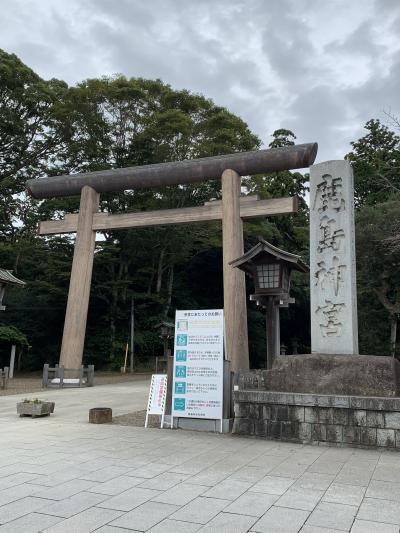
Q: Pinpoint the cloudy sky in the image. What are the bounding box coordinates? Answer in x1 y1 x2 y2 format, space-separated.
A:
1 0 400 162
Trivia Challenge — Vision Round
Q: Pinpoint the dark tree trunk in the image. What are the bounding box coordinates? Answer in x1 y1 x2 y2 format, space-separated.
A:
164 265 174 318
156 247 165 294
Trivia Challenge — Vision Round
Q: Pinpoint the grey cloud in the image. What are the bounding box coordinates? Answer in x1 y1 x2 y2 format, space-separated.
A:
0 0 399 162
325 20 386 58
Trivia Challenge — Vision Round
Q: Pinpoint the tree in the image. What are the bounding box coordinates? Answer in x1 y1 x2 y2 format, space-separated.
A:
0 49 70 282
356 198 400 357
47 76 261 364
346 119 400 208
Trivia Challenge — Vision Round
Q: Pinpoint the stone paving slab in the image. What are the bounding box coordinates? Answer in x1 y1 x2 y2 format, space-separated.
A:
0 381 399 532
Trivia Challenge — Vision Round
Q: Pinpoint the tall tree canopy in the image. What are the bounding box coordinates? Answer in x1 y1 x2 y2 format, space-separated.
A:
346 119 400 208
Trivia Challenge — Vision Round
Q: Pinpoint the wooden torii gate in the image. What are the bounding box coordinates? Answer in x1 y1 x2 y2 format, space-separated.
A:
27 144 317 373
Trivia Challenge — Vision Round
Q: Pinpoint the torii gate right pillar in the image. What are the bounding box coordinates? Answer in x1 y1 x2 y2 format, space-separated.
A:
222 169 249 373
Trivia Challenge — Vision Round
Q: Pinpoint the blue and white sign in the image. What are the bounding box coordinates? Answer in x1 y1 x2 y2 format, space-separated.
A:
172 309 224 423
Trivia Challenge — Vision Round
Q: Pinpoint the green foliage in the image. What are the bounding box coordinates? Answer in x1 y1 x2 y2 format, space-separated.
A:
0 324 28 345
346 119 400 208
356 198 400 355
0 51 313 368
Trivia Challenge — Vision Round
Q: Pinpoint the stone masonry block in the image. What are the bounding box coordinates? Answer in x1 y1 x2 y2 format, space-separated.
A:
254 419 268 438
299 422 312 441
349 410 367 427
305 407 319 424
366 411 385 428
360 427 377 447
288 406 305 422
234 418 255 435
293 394 315 406
311 424 327 442
333 408 348 426
326 424 343 443
249 403 263 419
384 412 400 430
343 425 361 445
268 420 282 439
377 429 395 447
234 402 249 418
396 430 400 448
271 405 289 422
262 405 271 419
281 421 300 441
318 408 334 424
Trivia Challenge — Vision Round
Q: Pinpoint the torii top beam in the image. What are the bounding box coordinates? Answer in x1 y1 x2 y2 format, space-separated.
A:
26 143 318 199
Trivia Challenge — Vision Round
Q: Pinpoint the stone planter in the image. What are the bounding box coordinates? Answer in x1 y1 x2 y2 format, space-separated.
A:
17 401 55 418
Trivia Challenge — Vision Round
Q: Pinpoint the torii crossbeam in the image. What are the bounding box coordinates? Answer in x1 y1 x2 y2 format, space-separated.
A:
27 143 317 373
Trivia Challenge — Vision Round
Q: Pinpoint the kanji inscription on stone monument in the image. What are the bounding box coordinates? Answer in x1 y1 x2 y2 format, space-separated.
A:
310 160 358 354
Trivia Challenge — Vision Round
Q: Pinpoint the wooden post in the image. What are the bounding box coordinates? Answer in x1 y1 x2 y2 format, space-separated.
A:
266 297 280 369
59 186 99 370
221 169 249 372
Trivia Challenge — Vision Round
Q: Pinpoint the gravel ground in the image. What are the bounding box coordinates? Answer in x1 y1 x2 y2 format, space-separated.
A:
0 372 151 397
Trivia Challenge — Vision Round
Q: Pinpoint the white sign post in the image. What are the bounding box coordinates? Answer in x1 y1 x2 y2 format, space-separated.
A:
145 374 167 428
172 309 224 432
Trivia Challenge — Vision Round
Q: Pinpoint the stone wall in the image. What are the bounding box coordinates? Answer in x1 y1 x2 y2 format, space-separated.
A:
233 390 400 449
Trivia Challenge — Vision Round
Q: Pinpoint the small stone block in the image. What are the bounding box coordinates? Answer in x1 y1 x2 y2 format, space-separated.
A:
326 424 343 443
343 425 361 444
268 420 282 439
377 428 395 447
236 418 254 435
349 409 367 427
366 411 385 428
254 419 268 437
248 403 261 419
311 424 326 442
318 408 334 424
333 408 348 425
262 405 271 419
271 405 289 421
89 407 112 424
384 412 400 429
288 406 305 422
360 427 377 446
305 407 319 424
299 422 312 441
281 421 299 440
234 403 248 418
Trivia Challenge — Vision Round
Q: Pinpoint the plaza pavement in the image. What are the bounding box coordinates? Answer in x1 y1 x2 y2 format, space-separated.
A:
0 379 399 532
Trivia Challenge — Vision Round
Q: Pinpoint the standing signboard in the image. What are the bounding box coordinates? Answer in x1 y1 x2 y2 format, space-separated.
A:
172 309 224 431
145 374 167 428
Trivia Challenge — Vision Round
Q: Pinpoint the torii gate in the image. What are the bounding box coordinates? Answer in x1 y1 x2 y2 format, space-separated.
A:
26 144 317 373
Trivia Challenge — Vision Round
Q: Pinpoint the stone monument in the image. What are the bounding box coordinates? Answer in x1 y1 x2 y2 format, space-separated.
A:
310 160 358 354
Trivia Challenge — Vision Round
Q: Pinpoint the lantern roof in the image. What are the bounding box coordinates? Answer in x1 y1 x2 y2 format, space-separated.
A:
154 321 175 330
0 269 26 286
229 238 309 276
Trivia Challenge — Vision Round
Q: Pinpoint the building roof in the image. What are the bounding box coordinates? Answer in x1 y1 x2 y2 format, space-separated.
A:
229 238 309 275
0 269 26 286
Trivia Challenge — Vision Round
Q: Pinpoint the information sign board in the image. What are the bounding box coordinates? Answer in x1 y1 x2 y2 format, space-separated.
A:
145 374 167 428
172 309 224 428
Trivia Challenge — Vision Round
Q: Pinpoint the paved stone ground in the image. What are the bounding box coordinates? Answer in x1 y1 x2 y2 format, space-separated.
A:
0 380 400 532
0 372 151 397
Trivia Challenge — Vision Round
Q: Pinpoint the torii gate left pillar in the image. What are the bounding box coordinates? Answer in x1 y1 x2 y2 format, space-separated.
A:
59 186 99 369
222 169 249 372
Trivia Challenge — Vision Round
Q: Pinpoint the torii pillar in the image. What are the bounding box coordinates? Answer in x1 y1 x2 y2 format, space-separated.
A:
59 186 99 369
222 169 249 372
